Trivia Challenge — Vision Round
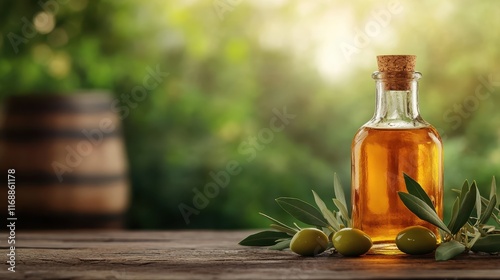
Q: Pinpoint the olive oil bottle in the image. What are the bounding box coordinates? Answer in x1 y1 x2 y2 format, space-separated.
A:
351 55 443 254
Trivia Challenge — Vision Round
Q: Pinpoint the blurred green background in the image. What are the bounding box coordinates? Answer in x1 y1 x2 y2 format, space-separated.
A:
0 0 498 229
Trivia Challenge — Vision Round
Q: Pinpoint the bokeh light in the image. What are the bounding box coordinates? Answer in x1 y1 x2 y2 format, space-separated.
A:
0 1 498 229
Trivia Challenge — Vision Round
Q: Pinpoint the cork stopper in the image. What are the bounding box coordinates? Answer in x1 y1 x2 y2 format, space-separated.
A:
376 55 416 90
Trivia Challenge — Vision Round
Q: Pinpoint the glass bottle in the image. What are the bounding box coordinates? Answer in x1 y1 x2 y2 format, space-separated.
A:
351 55 443 254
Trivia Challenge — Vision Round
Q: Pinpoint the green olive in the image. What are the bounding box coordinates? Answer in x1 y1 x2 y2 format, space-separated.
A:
290 228 329 256
396 226 437 255
332 228 372 257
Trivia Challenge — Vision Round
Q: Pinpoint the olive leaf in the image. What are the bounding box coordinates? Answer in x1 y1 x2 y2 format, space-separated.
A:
239 231 291 246
270 224 297 236
268 238 292 250
259 212 297 233
435 240 465 261
275 197 329 227
471 182 483 226
491 176 497 200
471 234 500 253
447 197 460 229
333 173 347 214
479 194 497 225
403 173 435 211
450 182 497 216
467 230 482 249
480 196 500 214
450 189 460 195
448 183 477 234
333 198 352 227
312 190 341 231
474 181 482 226
483 225 496 234
459 180 470 205
293 222 302 231
398 192 450 234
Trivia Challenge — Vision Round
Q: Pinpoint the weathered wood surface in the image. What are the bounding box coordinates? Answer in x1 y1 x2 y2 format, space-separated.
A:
0 230 499 279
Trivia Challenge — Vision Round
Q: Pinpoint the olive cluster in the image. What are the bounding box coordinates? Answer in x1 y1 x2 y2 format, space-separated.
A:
290 228 372 257
289 226 437 257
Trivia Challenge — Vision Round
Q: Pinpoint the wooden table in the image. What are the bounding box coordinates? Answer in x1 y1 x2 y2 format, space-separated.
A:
0 230 499 279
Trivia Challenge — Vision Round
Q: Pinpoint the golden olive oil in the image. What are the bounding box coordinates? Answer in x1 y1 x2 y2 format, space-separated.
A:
352 126 443 248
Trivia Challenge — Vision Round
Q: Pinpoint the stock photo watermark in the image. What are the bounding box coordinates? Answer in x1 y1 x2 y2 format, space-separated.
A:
439 74 499 140
213 0 242 20
7 0 68 54
6 169 17 272
178 107 296 224
340 1 403 62
51 64 169 182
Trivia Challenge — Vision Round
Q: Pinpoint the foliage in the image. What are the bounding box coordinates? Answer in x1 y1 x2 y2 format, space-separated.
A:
399 175 499 260
0 1 499 228
241 173 499 261
240 173 350 249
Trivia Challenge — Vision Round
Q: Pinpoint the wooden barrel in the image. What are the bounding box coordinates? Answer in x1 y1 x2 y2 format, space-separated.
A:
0 92 129 229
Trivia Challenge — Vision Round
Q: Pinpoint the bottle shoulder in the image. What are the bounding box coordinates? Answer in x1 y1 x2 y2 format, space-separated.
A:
362 116 431 130
352 124 442 147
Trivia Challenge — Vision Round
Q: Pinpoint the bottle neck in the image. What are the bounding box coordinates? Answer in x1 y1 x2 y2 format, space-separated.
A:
366 71 427 129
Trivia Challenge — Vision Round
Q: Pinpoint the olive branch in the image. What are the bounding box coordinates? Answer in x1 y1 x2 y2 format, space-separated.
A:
239 173 500 261
399 174 499 260
239 173 351 250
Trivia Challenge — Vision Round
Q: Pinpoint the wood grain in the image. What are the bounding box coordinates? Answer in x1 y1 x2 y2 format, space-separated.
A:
0 230 498 279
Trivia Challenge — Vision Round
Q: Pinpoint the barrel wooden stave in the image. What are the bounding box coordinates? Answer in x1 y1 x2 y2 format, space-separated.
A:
0 93 129 229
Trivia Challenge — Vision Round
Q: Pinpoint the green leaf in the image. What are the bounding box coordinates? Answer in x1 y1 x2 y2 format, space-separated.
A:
491 176 497 200
459 180 470 205
293 222 302 231
449 183 477 234
471 234 500 253
259 212 297 233
479 195 497 225
483 225 496 233
467 230 481 249
268 238 291 250
403 173 435 212
474 182 482 225
333 198 352 227
447 197 460 229
480 196 500 214
312 190 340 231
275 197 329 227
398 192 450 234
450 189 461 195
270 224 297 236
435 240 465 261
239 231 290 246
333 173 347 214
